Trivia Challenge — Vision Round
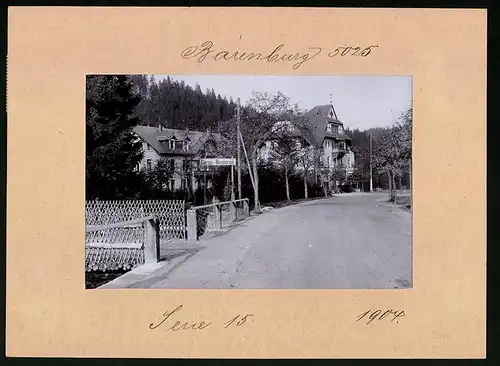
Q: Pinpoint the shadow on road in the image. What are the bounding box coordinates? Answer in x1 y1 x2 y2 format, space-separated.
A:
160 247 204 262
159 238 206 262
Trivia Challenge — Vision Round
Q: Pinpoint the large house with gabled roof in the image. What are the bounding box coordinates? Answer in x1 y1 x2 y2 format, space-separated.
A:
133 124 225 192
304 103 355 173
260 102 355 191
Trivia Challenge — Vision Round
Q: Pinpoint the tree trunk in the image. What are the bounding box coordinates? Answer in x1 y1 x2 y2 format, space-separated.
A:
285 166 290 202
388 171 392 201
226 172 232 201
392 173 397 204
409 161 412 209
252 156 260 211
304 171 308 200
398 175 402 190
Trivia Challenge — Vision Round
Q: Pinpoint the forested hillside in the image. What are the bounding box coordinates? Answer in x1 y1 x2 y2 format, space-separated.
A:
124 75 411 198
130 75 237 131
128 75 411 191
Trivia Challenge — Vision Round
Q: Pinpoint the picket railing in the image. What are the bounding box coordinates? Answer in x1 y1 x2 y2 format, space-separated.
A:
85 215 160 272
186 198 250 240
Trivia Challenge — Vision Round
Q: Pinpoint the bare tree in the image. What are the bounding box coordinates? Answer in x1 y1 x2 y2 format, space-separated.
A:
295 140 316 199
268 135 298 202
315 153 331 197
218 91 300 211
372 107 412 203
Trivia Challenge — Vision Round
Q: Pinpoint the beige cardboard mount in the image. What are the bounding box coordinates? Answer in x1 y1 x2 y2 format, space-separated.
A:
7 7 486 358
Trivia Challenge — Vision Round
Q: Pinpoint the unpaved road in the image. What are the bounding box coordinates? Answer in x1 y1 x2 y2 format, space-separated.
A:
133 193 412 289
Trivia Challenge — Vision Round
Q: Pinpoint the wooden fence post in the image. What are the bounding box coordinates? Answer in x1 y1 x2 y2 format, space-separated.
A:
230 201 237 222
186 209 197 240
243 199 249 216
214 203 222 229
144 218 160 263
212 197 222 230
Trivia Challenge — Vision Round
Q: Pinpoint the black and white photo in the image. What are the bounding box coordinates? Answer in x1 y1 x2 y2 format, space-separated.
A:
85 74 412 290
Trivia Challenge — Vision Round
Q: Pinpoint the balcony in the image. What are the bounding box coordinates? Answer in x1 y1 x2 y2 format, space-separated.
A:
332 144 347 152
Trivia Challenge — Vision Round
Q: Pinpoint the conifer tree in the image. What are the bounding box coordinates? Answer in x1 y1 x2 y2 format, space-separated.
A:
86 75 143 199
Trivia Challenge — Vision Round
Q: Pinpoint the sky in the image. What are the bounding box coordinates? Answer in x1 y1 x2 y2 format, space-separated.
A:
155 75 412 130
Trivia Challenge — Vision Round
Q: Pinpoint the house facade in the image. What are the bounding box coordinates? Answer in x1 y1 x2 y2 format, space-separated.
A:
133 125 224 192
259 103 355 191
304 104 355 175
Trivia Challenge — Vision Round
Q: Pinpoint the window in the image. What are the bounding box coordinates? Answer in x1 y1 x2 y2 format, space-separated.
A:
184 141 189 151
169 139 175 149
332 125 339 133
146 159 152 170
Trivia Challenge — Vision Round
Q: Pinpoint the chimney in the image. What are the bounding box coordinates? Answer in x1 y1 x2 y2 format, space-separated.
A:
158 123 163 133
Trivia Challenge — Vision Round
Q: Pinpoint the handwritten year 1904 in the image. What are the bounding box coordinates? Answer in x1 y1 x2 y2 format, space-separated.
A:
356 309 405 325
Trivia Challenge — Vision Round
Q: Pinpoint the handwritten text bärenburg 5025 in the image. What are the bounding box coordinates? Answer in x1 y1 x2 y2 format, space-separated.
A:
180 39 379 70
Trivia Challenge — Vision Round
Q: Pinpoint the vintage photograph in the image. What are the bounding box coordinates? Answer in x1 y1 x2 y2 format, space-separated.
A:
85 74 412 289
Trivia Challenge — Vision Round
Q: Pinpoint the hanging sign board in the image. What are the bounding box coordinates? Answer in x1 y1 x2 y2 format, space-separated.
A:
200 158 236 166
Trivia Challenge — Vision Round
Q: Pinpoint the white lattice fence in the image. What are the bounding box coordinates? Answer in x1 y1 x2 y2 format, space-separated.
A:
85 200 186 240
85 246 144 272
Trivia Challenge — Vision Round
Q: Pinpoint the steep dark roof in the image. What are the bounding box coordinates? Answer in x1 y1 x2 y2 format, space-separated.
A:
303 104 352 147
133 126 224 155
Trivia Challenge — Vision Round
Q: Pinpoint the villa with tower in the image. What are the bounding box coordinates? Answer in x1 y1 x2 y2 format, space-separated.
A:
260 100 355 192
134 99 355 195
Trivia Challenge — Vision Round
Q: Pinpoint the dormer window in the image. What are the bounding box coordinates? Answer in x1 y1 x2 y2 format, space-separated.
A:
183 140 189 151
327 123 339 133
169 139 175 149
